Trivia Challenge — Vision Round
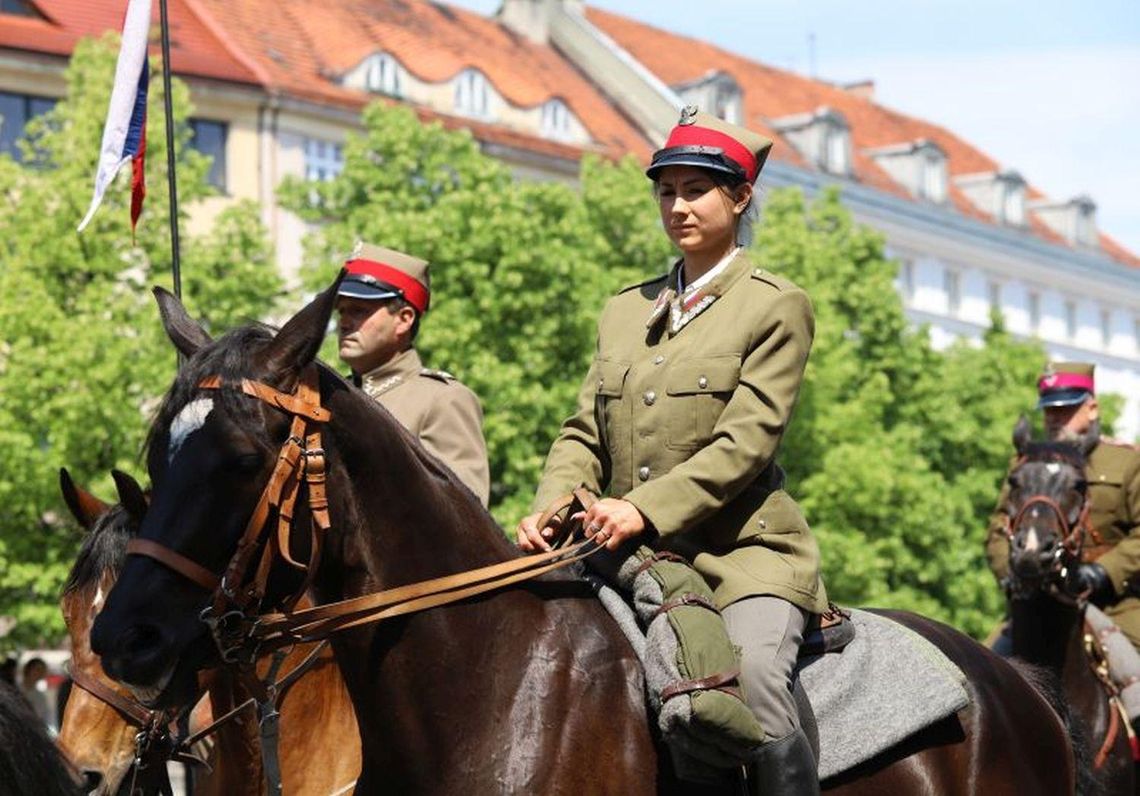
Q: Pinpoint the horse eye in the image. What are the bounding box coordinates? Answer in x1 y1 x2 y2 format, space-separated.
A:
231 452 263 473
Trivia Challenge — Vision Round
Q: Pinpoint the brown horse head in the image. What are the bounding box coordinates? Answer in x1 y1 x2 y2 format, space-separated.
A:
91 279 347 702
58 470 149 795
1005 416 1095 594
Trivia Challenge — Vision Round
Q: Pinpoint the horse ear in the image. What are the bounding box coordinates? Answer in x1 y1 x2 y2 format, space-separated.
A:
153 286 213 358
263 270 345 377
59 468 110 531
111 469 148 523
1012 415 1032 454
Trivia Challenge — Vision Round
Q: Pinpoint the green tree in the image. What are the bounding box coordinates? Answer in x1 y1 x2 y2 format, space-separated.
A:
0 36 280 648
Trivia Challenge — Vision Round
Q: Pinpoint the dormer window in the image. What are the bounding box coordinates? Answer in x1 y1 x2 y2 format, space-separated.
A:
867 139 947 203
540 99 570 140
1029 195 1099 249
771 107 852 177
363 53 403 98
673 71 743 125
954 169 1027 227
454 69 490 119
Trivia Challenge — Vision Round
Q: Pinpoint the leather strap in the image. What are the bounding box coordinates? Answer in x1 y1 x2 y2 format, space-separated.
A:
126 539 221 591
660 667 742 703
198 376 330 422
653 592 720 618
69 663 159 727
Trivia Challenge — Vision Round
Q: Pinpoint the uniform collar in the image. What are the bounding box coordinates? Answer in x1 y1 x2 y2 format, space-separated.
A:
360 347 422 395
648 248 753 335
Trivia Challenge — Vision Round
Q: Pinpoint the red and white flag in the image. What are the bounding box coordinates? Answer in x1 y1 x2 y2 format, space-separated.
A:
77 0 152 233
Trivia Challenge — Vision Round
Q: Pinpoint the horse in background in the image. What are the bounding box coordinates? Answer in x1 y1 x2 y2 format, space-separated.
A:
1003 416 1132 794
58 468 360 795
91 280 1083 794
0 679 81 795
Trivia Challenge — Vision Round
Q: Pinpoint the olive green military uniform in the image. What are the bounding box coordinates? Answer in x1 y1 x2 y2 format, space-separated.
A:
533 250 827 615
986 439 1140 645
361 348 491 507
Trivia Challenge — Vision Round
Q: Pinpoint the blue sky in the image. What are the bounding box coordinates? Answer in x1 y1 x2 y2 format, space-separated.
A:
447 0 1140 256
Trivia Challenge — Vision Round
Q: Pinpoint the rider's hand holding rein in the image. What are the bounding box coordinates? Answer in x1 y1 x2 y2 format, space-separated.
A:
517 500 647 552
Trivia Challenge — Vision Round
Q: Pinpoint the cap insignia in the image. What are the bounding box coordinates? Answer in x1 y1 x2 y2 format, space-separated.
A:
1042 374 1058 388
679 105 699 126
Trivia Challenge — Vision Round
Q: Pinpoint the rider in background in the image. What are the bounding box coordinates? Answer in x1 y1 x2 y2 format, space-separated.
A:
986 361 1140 648
518 107 826 795
335 242 491 506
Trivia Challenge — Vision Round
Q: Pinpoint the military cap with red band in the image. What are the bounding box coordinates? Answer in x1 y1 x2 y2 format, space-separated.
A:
647 106 773 183
339 241 431 314
1037 361 1095 409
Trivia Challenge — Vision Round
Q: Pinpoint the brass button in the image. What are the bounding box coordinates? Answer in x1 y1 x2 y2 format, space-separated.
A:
644 391 657 406
758 519 767 529
597 379 604 389
698 376 708 389
654 355 665 365
638 466 651 481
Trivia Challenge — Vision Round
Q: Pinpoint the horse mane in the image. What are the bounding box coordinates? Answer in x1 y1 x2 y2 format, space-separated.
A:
0 681 80 795
1003 659 1098 796
61 503 135 596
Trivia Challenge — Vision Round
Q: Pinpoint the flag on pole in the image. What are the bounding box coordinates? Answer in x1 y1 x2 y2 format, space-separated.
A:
77 0 153 233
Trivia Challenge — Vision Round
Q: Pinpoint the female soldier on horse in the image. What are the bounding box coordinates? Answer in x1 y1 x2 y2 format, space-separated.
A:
518 107 824 794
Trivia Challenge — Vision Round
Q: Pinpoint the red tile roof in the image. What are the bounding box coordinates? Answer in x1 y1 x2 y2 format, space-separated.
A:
584 6 1138 267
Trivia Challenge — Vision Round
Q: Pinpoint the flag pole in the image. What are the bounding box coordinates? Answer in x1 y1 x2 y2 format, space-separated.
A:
158 0 182 300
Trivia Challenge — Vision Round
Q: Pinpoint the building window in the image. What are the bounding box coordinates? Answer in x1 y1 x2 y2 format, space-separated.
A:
0 0 37 16
899 259 915 304
0 91 56 161
987 280 1001 315
304 137 344 182
713 84 742 125
1001 184 1026 226
363 53 402 98
921 155 947 203
1028 291 1041 333
944 268 961 315
1064 300 1078 339
824 128 849 175
540 99 570 140
189 119 227 191
1101 309 1112 348
454 69 490 119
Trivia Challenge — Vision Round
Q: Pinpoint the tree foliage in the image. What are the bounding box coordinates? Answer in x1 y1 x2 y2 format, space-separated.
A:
0 37 280 648
282 104 1077 637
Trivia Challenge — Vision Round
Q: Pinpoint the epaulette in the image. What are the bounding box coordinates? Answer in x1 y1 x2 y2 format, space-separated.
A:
618 272 669 295
748 266 792 291
420 368 455 383
1101 436 1140 451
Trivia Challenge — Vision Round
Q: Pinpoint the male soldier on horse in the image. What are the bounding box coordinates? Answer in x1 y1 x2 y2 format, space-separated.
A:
335 241 491 506
987 362 1140 650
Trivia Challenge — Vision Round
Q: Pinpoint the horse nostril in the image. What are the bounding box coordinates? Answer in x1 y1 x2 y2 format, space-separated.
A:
82 769 103 792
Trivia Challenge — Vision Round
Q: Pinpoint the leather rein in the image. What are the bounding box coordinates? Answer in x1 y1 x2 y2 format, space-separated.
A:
125 363 603 662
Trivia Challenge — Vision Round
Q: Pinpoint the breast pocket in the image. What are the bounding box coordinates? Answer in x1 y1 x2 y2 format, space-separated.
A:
594 359 630 451
664 355 741 452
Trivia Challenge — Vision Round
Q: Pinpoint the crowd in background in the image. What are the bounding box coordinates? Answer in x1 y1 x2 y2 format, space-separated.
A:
1 653 69 734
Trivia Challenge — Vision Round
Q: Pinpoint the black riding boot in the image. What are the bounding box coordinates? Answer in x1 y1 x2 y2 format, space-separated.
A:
748 729 819 796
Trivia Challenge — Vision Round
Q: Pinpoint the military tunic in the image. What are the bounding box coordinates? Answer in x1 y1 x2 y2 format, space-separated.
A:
533 250 827 613
361 348 491 507
986 438 1140 645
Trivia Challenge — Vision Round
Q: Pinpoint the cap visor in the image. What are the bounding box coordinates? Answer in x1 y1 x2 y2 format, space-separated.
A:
646 152 742 181
1037 389 1092 409
337 278 401 301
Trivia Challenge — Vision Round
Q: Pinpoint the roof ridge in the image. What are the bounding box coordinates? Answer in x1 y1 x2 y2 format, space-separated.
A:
181 0 273 88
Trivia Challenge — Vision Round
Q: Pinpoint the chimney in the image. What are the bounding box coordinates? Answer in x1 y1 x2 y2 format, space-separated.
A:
499 0 574 44
841 80 875 101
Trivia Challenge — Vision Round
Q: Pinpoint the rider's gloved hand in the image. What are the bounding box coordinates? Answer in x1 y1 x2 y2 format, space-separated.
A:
1074 563 1115 607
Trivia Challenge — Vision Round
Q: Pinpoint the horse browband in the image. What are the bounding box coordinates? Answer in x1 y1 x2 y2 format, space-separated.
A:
125 364 603 659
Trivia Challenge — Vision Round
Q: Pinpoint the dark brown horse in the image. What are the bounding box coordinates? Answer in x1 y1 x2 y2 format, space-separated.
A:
1002 417 1134 794
90 279 1081 793
58 469 360 795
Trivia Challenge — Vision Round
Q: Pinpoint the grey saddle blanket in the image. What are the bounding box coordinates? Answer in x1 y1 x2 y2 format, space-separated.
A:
797 609 970 780
593 581 971 781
